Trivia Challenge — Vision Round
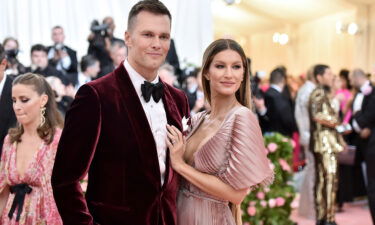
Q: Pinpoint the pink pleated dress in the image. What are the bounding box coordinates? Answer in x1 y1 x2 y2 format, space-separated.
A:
177 106 274 225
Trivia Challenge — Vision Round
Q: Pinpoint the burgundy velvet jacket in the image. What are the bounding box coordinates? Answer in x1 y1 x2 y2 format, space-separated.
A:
51 63 190 225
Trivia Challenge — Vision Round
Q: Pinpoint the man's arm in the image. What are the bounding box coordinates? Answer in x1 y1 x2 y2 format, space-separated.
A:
52 84 101 225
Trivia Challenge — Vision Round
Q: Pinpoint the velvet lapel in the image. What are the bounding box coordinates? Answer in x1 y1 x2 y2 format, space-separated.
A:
114 65 162 189
161 81 183 188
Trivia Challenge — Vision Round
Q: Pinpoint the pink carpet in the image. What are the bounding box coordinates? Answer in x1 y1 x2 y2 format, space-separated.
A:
291 200 372 225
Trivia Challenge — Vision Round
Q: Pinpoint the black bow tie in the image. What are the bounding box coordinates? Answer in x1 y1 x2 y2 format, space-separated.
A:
141 80 164 103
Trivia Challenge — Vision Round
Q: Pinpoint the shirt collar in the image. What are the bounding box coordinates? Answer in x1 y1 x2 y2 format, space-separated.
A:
78 72 91 84
360 80 370 93
124 59 159 98
270 84 283 93
0 74 7 95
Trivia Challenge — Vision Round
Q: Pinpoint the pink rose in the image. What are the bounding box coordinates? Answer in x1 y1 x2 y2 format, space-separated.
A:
276 197 285 207
260 200 267 207
267 143 278 152
249 201 256 206
278 159 292 172
256 192 265 200
268 198 276 208
247 206 256 216
264 187 270 193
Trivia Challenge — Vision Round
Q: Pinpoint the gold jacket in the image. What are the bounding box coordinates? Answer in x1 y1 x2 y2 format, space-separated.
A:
309 86 344 154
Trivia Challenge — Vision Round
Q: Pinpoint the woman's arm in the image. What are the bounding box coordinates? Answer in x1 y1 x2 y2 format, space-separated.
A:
166 125 249 205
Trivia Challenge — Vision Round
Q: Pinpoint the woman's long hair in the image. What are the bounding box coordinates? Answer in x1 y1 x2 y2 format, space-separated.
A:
9 73 63 144
201 39 252 109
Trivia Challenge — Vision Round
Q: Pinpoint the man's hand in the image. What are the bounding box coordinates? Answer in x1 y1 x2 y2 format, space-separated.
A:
360 128 371 139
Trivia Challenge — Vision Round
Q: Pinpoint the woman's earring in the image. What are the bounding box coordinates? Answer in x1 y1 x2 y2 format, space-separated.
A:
39 107 46 128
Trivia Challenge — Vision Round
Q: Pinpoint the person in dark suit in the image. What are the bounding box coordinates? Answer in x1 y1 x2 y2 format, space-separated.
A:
26 44 68 85
0 44 16 157
350 68 375 223
51 1 190 225
257 68 297 137
47 26 78 76
97 40 127 78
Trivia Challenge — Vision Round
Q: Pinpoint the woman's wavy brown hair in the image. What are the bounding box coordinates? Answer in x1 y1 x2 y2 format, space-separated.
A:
201 39 252 109
8 73 63 144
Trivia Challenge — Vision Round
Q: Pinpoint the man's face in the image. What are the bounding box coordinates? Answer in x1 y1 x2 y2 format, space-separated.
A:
111 46 127 67
318 68 333 87
125 11 171 76
31 51 48 69
103 17 115 36
349 73 362 89
52 28 65 44
87 61 100 78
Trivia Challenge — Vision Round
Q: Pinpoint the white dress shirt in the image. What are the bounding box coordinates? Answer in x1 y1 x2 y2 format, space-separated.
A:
75 72 92 91
0 74 7 99
352 81 371 132
48 47 72 72
124 59 168 185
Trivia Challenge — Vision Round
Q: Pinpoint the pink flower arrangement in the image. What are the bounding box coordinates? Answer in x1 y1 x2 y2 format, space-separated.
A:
275 197 285 207
267 143 278 152
260 200 267 207
249 201 256 206
256 192 265 200
268 198 276 208
247 206 257 216
278 159 291 172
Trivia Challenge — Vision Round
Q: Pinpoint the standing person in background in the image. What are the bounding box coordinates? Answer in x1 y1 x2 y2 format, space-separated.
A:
47 26 78 78
97 41 127 78
2 37 26 77
350 68 375 224
295 66 316 220
0 44 17 157
51 1 189 224
309 64 345 225
74 55 100 90
0 73 63 224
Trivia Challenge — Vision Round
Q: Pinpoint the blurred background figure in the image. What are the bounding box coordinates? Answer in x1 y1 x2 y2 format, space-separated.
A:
47 26 78 84
0 44 16 157
88 16 124 75
45 76 73 117
97 40 127 78
74 55 100 91
182 67 205 115
158 63 178 87
2 37 26 76
26 44 67 85
295 66 316 220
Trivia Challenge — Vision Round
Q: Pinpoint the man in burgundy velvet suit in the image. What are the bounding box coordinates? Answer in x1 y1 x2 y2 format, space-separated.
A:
51 1 189 224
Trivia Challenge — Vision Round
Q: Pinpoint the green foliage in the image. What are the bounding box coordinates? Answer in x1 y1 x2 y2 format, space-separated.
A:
242 132 296 225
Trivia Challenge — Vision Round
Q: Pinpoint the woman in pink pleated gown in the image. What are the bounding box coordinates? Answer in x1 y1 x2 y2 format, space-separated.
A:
166 39 274 225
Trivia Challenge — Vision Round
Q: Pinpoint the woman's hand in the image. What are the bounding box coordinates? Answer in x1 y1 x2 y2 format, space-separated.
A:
166 124 186 172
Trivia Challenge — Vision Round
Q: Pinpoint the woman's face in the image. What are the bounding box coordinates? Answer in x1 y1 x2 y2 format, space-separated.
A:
12 84 48 127
206 49 244 98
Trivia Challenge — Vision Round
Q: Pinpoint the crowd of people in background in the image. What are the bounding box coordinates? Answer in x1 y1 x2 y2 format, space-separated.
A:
0 8 375 225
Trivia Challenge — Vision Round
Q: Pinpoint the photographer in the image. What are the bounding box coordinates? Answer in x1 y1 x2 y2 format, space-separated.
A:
47 26 78 77
2 37 26 76
87 16 124 74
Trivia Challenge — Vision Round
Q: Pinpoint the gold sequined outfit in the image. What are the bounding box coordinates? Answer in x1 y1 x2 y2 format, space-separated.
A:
309 86 344 223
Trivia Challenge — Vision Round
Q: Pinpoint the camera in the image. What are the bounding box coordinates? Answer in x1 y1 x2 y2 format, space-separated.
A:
90 20 110 37
54 43 65 51
5 49 19 59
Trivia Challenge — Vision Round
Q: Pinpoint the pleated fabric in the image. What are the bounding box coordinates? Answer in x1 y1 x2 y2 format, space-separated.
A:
178 106 274 225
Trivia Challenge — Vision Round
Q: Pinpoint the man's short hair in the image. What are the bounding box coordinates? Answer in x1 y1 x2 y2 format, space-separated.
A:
127 0 171 31
269 68 286 84
352 68 367 79
0 44 6 62
81 54 98 72
52 25 63 31
30 44 48 55
313 64 329 80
